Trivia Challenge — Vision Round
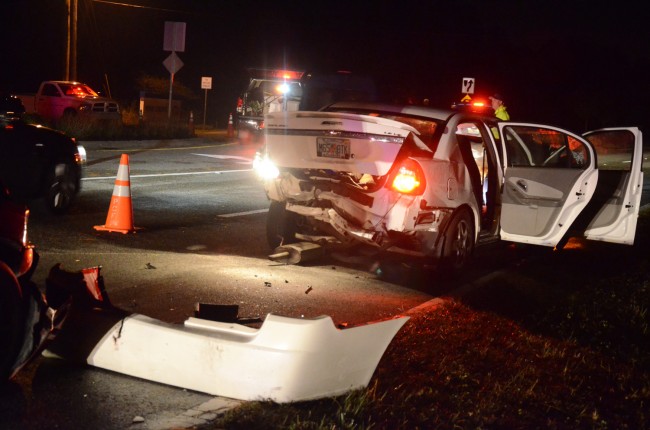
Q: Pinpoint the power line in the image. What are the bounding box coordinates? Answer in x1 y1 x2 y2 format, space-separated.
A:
91 0 191 14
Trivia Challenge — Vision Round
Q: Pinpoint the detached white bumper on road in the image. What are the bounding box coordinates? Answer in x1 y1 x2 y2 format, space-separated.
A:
45 306 409 403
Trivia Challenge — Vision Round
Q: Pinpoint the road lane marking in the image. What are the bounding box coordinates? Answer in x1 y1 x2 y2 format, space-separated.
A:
218 209 268 218
82 169 253 181
93 144 224 152
192 153 253 164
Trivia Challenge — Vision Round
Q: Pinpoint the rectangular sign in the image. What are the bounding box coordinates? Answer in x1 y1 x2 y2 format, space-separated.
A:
462 77 475 94
163 21 186 52
201 77 212 89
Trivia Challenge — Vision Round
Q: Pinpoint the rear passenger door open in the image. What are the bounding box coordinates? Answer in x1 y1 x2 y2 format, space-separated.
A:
497 124 642 247
580 128 643 244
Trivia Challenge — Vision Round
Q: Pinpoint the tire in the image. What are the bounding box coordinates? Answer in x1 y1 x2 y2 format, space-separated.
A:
440 209 475 275
266 201 299 249
0 261 25 381
44 162 78 215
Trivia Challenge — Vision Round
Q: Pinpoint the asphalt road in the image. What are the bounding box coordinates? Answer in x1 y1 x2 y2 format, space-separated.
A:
28 136 435 324
2 134 649 430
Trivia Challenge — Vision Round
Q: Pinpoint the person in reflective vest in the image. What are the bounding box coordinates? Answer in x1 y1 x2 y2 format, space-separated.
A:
489 93 510 121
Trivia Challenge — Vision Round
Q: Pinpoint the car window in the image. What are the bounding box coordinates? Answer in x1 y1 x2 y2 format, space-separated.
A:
584 129 635 171
502 125 589 169
326 108 442 148
41 84 60 97
58 83 98 97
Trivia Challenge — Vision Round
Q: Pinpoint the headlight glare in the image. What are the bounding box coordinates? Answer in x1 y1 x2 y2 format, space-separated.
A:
253 153 279 180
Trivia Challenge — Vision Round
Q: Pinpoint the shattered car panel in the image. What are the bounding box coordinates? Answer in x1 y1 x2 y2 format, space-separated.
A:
45 302 409 402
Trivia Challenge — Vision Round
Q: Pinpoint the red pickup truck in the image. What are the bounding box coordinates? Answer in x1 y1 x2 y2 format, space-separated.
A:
20 80 121 122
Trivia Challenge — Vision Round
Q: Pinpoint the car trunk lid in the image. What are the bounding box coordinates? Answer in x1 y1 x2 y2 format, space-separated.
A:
264 111 418 176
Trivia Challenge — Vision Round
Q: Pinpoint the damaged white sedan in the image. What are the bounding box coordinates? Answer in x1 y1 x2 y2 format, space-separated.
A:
255 101 643 270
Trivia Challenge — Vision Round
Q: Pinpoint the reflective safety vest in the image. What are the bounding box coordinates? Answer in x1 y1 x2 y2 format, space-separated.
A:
494 105 510 121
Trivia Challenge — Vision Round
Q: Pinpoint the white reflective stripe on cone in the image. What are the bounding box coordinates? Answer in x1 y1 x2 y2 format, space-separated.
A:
112 184 131 197
117 165 130 180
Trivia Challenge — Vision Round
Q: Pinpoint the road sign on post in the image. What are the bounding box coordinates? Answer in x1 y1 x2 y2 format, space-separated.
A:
163 52 184 120
163 22 186 52
462 77 475 94
163 52 184 74
163 22 186 120
201 77 212 128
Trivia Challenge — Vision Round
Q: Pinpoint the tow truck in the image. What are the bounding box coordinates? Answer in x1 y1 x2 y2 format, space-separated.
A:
236 68 304 142
236 68 378 143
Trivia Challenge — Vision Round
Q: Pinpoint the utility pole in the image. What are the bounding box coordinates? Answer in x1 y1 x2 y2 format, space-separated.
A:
65 0 70 80
65 0 78 81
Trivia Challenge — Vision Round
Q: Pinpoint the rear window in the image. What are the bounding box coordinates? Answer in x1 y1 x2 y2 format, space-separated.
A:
58 83 99 97
325 108 442 147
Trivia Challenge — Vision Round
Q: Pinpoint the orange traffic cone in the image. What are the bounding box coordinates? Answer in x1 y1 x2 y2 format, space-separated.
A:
94 154 138 234
227 112 234 138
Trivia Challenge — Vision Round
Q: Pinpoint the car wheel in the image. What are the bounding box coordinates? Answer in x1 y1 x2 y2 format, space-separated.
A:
45 162 77 215
266 200 299 249
0 261 25 381
440 209 475 275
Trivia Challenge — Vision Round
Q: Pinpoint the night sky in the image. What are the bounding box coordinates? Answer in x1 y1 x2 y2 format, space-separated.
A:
1 0 648 132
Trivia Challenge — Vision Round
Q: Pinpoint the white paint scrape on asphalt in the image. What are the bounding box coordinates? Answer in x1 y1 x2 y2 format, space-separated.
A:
218 208 268 218
192 153 253 164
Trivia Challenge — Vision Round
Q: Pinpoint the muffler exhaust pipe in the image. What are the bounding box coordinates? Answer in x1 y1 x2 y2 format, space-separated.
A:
268 242 323 265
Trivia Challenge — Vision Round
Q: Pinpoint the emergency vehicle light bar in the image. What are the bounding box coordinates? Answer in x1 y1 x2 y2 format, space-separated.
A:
247 68 305 80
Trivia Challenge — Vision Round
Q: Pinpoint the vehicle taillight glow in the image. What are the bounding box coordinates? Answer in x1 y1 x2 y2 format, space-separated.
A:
16 207 34 278
76 145 87 164
388 159 425 195
22 208 29 246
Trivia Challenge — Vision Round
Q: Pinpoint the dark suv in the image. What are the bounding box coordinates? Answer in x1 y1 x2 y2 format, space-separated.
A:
0 94 85 214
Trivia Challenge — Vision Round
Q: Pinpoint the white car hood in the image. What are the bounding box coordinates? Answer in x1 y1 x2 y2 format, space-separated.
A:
264 111 419 176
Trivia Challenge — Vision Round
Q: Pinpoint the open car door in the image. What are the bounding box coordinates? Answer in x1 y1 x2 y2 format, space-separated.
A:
580 127 643 244
498 123 642 247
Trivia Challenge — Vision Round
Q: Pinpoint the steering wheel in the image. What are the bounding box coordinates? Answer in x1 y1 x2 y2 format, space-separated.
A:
543 145 566 166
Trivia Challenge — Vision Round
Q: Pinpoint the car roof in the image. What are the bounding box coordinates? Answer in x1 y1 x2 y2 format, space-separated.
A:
325 101 456 121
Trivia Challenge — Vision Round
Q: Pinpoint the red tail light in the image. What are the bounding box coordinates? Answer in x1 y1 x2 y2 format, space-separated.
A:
387 158 426 195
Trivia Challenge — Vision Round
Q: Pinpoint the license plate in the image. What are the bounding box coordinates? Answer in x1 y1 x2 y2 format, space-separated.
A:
316 137 350 159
